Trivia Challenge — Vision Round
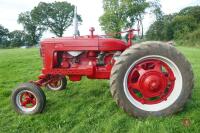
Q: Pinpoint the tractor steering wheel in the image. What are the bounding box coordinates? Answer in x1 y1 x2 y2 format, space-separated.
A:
136 19 143 39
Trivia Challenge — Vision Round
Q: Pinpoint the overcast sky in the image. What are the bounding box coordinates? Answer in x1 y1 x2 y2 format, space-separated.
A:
0 0 200 38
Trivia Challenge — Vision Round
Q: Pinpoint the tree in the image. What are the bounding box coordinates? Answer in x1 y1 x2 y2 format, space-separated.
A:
99 0 124 39
149 0 163 21
179 6 200 22
18 11 45 46
0 25 9 48
120 0 149 28
99 0 150 38
9 30 27 47
32 1 82 37
172 15 197 39
146 14 175 41
146 6 200 41
146 20 164 40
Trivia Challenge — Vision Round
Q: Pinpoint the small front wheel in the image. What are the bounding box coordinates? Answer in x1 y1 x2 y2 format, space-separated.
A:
11 83 46 115
46 76 67 91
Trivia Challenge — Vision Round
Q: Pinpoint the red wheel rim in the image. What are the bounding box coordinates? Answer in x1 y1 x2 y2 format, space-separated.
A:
127 59 176 105
49 79 62 88
20 91 36 108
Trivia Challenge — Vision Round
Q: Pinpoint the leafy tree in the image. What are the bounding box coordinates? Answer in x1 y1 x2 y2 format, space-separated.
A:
0 25 9 48
146 20 164 40
32 1 82 37
120 0 149 28
179 6 200 22
9 30 27 47
99 0 150 38
172 15 197 39
146 14 175 40
99 0 123 39
18 11 45 46
146 6 200 42
149 0 163 21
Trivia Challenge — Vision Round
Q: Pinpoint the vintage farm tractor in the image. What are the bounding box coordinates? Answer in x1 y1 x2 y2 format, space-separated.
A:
11 18 194 117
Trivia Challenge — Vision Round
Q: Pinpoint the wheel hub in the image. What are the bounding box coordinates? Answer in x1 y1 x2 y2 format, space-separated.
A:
127 59 176 104
49 79 61 88
140 71 167 98
51 81 60 87
20 92 36 108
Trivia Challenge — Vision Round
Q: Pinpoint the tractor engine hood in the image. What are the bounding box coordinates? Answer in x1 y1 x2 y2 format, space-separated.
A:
41 36 128 51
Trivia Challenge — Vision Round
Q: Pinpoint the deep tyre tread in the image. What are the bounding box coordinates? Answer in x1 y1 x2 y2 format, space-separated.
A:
11 83 46 115
110 41 194 118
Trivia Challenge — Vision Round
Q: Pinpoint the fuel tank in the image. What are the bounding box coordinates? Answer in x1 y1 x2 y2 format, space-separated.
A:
41 36 128 51
98 38 128 51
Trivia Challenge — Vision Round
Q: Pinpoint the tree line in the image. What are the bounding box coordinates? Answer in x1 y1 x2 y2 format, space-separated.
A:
146 6 200 46
1 0 198 48
0 1 81 48
0 0 160 48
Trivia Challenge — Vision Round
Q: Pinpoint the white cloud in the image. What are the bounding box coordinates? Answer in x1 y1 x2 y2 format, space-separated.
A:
161 0 200 14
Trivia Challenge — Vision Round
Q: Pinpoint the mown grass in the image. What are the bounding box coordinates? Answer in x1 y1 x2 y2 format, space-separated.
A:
0 47 200 133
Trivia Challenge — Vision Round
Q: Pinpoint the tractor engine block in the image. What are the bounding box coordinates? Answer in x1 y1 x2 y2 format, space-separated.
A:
51 51 116 81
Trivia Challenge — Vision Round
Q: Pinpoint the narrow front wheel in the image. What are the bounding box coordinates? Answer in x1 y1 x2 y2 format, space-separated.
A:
11 83 46 115
46 76 67 91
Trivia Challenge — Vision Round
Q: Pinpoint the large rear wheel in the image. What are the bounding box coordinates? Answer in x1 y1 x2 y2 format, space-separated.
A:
110 41 194 117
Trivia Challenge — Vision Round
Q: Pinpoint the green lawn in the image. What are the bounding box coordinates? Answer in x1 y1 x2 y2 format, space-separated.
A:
0 47 200 133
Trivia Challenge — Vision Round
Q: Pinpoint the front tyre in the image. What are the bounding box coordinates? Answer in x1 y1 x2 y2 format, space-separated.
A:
46 76 67 91
110 42 194 117
11 83 46 115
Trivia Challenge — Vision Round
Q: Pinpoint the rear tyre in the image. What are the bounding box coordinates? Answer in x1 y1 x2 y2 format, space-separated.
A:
46 76 67 91
110 41 194 117
11 83 46 115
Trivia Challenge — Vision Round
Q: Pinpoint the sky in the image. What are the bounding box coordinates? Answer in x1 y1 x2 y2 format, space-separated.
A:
0 0 200 38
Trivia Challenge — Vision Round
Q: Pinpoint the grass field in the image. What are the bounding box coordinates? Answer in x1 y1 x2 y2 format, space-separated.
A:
0 47 200 133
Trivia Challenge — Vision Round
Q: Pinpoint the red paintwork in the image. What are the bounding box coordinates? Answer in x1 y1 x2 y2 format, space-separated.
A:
36 28 134 85
20 92 36 108
99 38 127 51
127 59 175 104
34 27 177 106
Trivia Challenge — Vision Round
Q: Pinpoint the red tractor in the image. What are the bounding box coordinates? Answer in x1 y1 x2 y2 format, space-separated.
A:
11 27 194 117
